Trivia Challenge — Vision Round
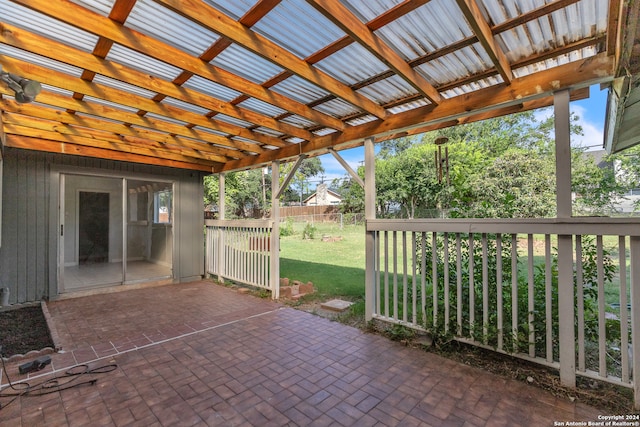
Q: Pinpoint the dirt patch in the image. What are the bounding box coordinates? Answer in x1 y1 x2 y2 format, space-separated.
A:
0 305 54 358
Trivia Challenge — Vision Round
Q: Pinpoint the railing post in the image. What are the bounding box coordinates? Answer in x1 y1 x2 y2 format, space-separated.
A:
630 236 640 409
555 89 576 388
217 173 225 283
364 137 376 321
271 161 280 300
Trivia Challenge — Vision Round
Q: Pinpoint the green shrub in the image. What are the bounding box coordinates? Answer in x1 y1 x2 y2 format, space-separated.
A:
302 222 317 240
280 217 295 237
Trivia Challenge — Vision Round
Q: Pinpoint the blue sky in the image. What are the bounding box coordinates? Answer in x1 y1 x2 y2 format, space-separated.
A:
315 84 610 187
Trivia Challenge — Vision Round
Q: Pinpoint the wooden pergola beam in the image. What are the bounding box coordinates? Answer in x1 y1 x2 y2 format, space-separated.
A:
306 0 443 105
155 0 388 119
9 0 345 133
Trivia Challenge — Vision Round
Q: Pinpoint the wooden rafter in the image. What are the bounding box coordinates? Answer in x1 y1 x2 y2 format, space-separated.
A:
221 54 615 171
455 0 513 84
306 0 443 104
155 0 388 119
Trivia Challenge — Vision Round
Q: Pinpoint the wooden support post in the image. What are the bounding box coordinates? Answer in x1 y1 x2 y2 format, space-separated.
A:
630 237 640 409
364 137 376 321
217 173 225 284
271 161 280 300
555 89 576 388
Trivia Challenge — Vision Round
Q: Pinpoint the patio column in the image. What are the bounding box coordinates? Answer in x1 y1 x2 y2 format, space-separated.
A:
271 161 280 299
554 89 576 388
217 173 225 284
630 237 640 409
364 137 376 321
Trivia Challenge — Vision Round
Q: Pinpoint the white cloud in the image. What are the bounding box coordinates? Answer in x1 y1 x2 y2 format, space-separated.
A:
532 105 604 150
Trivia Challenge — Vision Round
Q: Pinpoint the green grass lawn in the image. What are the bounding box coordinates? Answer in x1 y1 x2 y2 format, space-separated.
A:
279 222 366 299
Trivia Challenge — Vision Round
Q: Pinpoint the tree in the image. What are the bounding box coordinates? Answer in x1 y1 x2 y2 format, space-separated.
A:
204 168 270 218
279 157 325 205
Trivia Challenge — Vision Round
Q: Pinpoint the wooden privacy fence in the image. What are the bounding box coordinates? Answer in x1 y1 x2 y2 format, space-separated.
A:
367 218 640 406
205 219 274 293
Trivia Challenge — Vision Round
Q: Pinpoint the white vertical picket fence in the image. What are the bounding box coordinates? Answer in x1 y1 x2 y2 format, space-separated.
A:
367 218 640 407
205 219 274 292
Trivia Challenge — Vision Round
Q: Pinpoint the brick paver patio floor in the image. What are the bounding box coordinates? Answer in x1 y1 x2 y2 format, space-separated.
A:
1 281 604 426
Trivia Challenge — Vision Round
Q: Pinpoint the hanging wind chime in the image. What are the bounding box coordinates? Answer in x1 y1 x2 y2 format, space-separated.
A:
434 136 450 185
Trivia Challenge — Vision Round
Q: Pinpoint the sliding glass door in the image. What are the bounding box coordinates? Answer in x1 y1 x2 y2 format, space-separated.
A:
60 174 173 292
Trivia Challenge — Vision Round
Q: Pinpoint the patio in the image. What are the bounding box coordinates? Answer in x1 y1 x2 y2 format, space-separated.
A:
0 281 603 426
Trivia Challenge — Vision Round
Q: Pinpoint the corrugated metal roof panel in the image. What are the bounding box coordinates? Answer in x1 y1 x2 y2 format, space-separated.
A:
253 127 285 137
70 0 114 16
162 97 211 115
339 0 402 22
313 128 339 136
374 2 475 61
237 98 288 118
512 46 598 78
415 44 493 86
213 114 254 128
312 98 362 118
440 75 503 99
271 75 330 104
280 115 317 129
210 44 284 84
356 75 419 105
84 95 140 113
346 114 378 126
0 45 84 78
144 111 188 125
315 43 389 85
182 75 241 103
202 0 257 20
106 44 183 81
387 98 430 115
127 0 220 56
191 126 229 137
1 0 98 51
92 74 157 98
285 137 305 144
252 0 345 58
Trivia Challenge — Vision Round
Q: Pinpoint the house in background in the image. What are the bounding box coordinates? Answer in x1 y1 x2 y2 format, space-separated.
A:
303 184 342 206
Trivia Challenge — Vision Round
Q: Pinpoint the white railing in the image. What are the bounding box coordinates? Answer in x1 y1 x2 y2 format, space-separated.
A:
367 218 640 406
205 219 273 292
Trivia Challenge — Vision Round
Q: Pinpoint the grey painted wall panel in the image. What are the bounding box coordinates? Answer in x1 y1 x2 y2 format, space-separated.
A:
0 148 206 304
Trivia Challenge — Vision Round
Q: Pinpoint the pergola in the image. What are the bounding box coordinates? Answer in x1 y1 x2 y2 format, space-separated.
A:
1 0 637 171
3 0 640 409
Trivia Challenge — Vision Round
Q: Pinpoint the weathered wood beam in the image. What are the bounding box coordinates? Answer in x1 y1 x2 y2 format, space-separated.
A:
221 54 615 171
455 0 513 84
0 98 261 156
155 0 387 119
306 0 443 104
10 0 345 132
3 122 227 165
0 56 292 149
0 24 314 142
4 134 217 172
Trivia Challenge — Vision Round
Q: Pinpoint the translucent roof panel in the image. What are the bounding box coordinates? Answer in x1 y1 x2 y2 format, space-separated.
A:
373 2 475 61
440 75 504 99
280 115 317 129
0 0 99 52
313 98 363 119
0 45 84 78
251 0 346 58
144 112 189 126
92 75 157 99
237 98 288 118
512 46 599 79
191 126 230 138
162 97 211 115
315 44 390 85
203 0 258 20
415 44 494 86
106 44 183 81
84 96 140 113
356 75 419 105
210 44 284 84
213 114 255 128
70 0 115 16
182 76 242 103
126 0 220 56
270 75 331 104
253 127 285 138
339 0 405 22
387 98 431 115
